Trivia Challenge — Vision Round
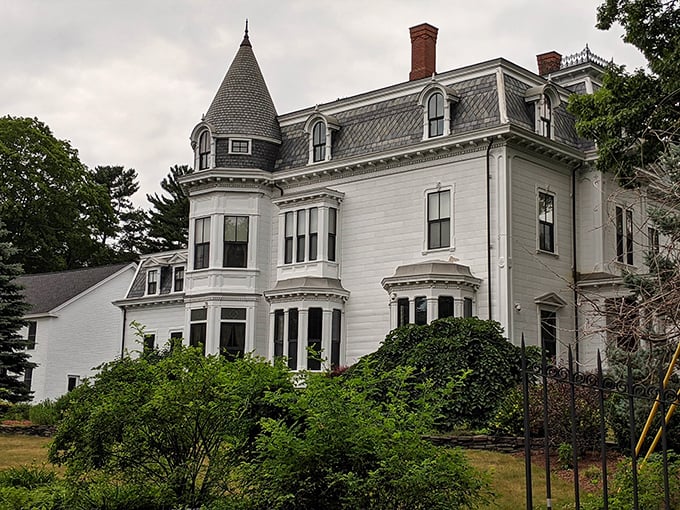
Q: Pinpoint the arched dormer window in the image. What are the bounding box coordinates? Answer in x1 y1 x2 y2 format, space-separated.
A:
304 112 340 165
524 84 561 139
198 130 211 170
312 121 326 162
428 93 444 137
418 81 460 140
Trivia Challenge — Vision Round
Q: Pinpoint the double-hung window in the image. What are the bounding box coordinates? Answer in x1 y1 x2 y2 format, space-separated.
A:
328 208 337 261
540 309 557 357
312 121 326 162
307 308 323 370
147 270 158 294
273 310 284 358
198 131 210 170
538 192 555 253
309 208 318 260
173 266 184 292
194 217 211 269
288 309 299 370
427 190 450 250
397 298 410 326
224 216 249 268
189 308 207 354
284 212 294 264
220 308 246 361
26 321 36 349
538 94 552 138
296 210 306 263
427 92 444 138
648 227 660 255
616 206 634 265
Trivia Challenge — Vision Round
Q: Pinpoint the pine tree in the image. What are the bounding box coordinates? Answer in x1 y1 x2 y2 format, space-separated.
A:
0 222 35 403
145 165 192 252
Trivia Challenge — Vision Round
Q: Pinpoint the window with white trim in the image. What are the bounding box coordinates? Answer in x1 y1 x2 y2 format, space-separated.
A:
67 375 80 392
194 217 211 270
428 92 444 137
305 114 339 164
648 227 659 255
220 307 246 361
229 138 251 154
307 308 323 370
540 309 557 358
26 321 36 350
198 130 211 170
143 333 156 352
538 191 555 253
312 121 326 162
537 94 552 138
189 308 207 354
427 190 451 250
147 270 158 295
223 216 249 268
615 206 634 265
282 207 338 265
23 367 33 391
173 266 184 292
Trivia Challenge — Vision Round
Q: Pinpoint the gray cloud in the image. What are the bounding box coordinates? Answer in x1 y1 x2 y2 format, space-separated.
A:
1 0 647 206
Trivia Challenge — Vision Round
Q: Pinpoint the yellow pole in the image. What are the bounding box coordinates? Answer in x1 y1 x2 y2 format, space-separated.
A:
635 340 680 457
642 389 680 465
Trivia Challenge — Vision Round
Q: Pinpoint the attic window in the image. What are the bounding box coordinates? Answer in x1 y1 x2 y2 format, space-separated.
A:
229 138 251 155
198 130 211 169
305 113 339 165
524 84 560 140
418 82 460 140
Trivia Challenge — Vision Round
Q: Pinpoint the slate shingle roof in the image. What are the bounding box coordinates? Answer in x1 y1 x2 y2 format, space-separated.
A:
204 31 281 142
17 263 131 314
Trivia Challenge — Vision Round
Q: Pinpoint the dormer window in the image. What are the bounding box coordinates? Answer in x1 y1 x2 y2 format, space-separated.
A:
538 94 552 138
312 121 326 162
198 130 211 170
428 92 444 137
147 269 158 295
418 82 460 140
305 113 340 164
525 84 560 139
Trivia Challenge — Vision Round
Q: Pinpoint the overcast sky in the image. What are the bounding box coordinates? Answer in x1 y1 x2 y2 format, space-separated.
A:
1 0 647 207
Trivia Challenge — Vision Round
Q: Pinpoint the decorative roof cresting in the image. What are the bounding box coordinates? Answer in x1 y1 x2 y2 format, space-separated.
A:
561 44 611 69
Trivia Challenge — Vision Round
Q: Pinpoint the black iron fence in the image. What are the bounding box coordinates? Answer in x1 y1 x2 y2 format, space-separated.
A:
520 337 677 509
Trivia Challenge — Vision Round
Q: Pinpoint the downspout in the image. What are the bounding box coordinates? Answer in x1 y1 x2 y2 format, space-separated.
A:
572 164 582 364
486 138 494 320
120 306 127 358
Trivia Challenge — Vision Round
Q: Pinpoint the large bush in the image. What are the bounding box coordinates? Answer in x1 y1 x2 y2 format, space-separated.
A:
241 363 491 510
357 317 523 429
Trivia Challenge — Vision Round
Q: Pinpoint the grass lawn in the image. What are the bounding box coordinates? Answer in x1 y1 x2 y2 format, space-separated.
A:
0 433 588 508
0 434 54 470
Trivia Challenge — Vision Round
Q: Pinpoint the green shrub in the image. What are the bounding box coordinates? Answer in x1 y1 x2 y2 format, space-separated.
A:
557 442 573 469
353 317 524 429
0 465 56 489
0 466 65 510
489 385 524 436
0 402 30 421
29 399 60 425
582 453 680 509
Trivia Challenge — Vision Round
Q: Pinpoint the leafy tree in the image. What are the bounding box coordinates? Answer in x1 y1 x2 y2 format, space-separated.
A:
0 223 35 403
568 0 679 181
355 317 524 429
92 165 148 260
145 164 192 252
0 116 116 273
49 348 294 509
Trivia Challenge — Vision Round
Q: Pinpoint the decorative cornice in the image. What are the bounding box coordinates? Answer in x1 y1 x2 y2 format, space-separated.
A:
114 294 185 309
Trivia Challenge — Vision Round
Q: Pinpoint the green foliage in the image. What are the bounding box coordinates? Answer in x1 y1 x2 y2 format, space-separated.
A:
0 402 30 421
242 363 492 510
50 347 294 509
0 223 34 404
569 0 679 181
0 465 56 489
0 466 66 510
358 317 523 429
0 116 117 273
557 443 573 469
28 400 59 426
489 385 524 436
582 454 680 510
145 164 192 252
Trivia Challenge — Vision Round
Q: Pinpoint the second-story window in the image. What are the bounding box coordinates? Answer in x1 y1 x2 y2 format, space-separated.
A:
147 270 158 294
309 207 318 261
428 92 444 137
198 130 210 170
296 210 306 263
224 216 249 268
312 121 326 162
194 217 211 270
616 206 634 265
538 94 552 138
538 192 555 253
26 321 36 349
173 266 184 292
328 207 337 262
427 190 450 250
284 212 294 264
229 139 251 154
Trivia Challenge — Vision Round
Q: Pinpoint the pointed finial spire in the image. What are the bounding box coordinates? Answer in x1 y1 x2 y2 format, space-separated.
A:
241 18 251 47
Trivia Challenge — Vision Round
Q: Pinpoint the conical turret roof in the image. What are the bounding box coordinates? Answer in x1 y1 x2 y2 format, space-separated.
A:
203 26 281 141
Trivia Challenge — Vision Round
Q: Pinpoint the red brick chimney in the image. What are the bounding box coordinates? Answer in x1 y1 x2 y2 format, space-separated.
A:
536 51 562 76
409 23 438 81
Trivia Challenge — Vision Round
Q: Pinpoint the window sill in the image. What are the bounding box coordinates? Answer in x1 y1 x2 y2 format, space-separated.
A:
421 246 454 256
536 249 559 258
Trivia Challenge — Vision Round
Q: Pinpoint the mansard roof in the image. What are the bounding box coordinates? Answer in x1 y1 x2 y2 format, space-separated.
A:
17 263 133 315
203 27 281 142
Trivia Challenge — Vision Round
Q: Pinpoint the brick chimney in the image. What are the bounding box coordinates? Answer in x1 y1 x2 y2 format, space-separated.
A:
409 23 438 81
536 51 562 76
